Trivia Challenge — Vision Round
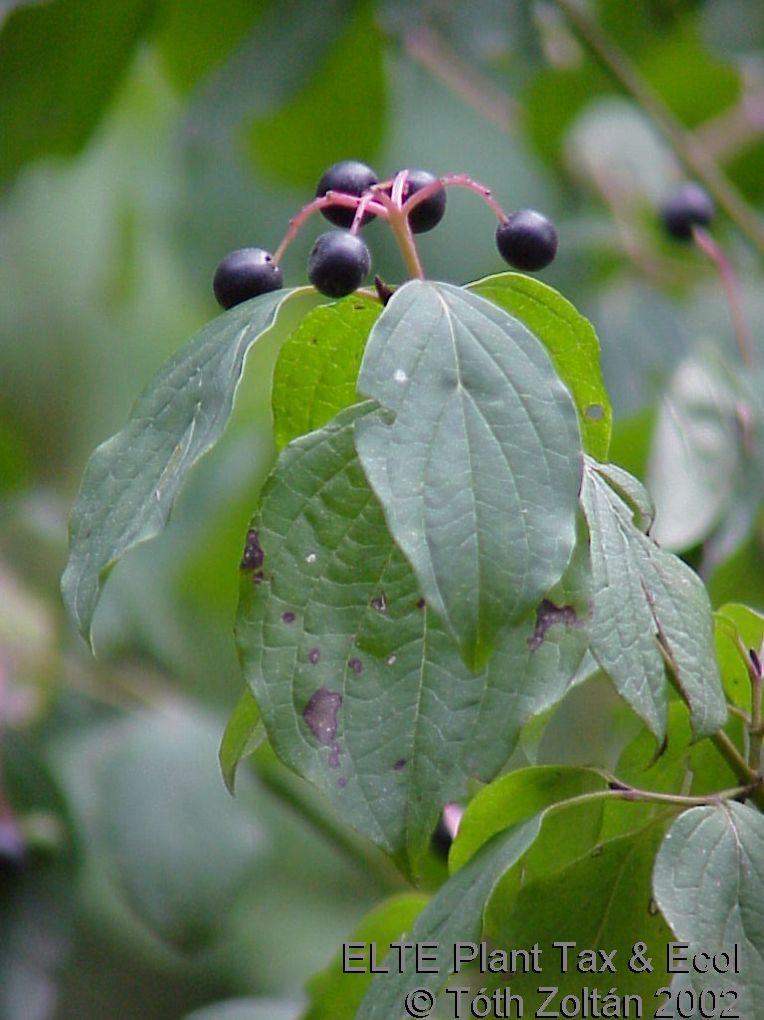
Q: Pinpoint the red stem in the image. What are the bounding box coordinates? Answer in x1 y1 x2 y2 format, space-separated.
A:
692 226 754 366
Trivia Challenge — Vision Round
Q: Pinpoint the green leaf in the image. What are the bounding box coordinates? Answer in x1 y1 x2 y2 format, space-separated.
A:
715 603 764 711
95 711 264 951
647 354 741 550
358 768 609 1018
470 273 612 460
236 403 589 875
154 0 266 94
245 3 385 188
355 280 582 670
359 820 543 1020
449 765 607 873
272 295 381 449
62 288 318 646
0 0 155 183
303 894 429 1020
219 687 265 795
489 820 673 1010
581 458 727 740
185 1001 298 1020
653 803 764 1013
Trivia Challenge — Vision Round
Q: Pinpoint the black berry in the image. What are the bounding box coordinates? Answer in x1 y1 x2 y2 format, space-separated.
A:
213 248 282 309
308 230 371 298
315 159 378 228
661 183 715 241
399 168 446 234
496 210 558 271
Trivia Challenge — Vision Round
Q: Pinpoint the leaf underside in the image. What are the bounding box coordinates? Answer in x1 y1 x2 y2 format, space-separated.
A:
235 403 590 876
654 803 764 1015
62 287 314 645
581 458 726 740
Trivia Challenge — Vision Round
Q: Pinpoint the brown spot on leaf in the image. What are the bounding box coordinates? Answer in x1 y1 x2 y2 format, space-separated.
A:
527 599 581 651
393 758 407 770
308 647 321 665
348 658 363 674
337 776 347 788
416 597 426 610
303 688 342 745
240 528 264 572
370 592 388 613
281 611 296 624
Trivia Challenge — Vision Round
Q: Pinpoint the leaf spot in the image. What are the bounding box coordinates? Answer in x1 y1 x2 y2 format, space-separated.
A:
303 688 342 745
348 657 363 675
370 592 388 612
281 610 296 624
585 403 605 421
240 528 264 571
308 647 321 665
393 758 407 770
527 599 582 651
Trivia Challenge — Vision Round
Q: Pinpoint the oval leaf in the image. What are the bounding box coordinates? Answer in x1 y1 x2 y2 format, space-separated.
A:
62 288 316 645
653 803 764 1014
236 403 589 875
470 272 612 460
355 280 582 670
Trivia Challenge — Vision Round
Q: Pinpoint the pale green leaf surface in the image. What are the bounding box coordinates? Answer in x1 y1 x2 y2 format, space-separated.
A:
236 404 589 875
471 272 611 460
358 820 542 1020
647 354 740 550
62 288 316 644
581 459 726 740
715 603 764 711
219 687 265 795
303 894 429 1020
356 280 582 670
449 764 606 872
272 295 380 449
653 803 764 1013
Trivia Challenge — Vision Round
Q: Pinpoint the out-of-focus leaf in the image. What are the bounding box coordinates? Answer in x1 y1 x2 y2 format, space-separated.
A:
648 354 741 550
0 0 155 183
303 894 428 1020
246 4 386 188
219 687 265 795
272 294 381 449
95 711 264 951
581 458 727 739
154 0 267 94
185 1001 299 1020
236 403 589 875
654 803 764 1014
62 288 319 646
470 272 612 460
356 280 581 670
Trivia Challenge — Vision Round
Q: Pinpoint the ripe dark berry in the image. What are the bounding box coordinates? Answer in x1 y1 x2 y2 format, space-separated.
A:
496 210 558 271
399 168 446 234
661 183 715 241
213 248 282 309
308 230 371 298
315 159 378 228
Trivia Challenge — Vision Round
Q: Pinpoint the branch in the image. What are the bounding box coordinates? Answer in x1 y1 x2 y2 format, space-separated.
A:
552 0 764 256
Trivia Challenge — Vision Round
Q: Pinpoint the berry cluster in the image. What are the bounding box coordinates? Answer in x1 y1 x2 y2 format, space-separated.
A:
213 160 559 309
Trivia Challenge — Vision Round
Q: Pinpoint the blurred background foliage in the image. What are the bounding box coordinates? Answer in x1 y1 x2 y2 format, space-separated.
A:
1 0 764 1016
